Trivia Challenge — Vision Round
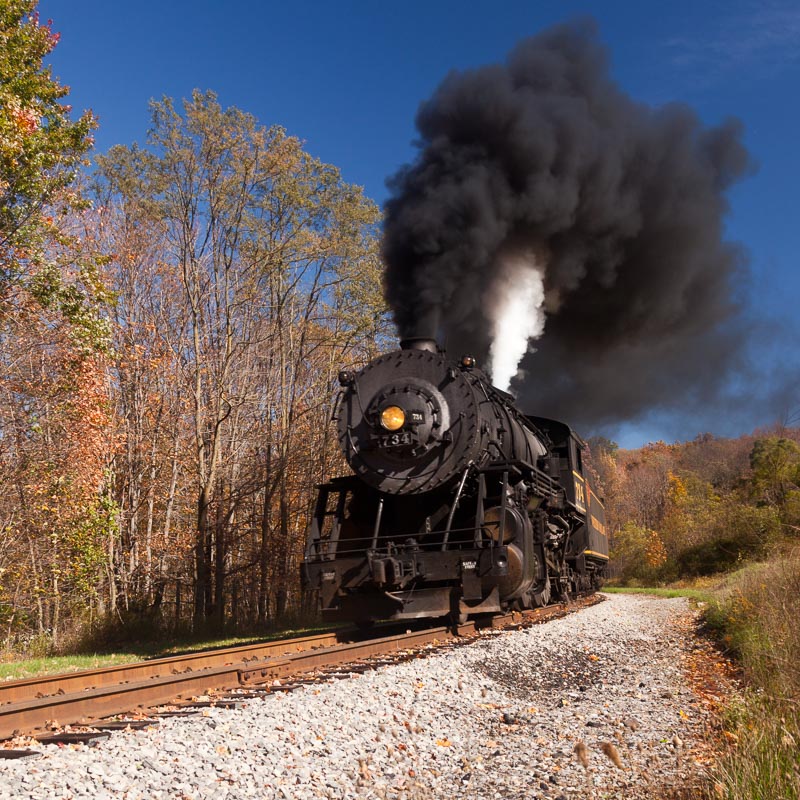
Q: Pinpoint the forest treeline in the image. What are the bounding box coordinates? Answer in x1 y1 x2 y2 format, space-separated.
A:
590 428 800 584
1 3 797 656
0 4 389 651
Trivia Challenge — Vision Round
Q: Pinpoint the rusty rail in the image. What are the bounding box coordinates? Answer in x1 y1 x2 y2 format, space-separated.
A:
0 629 345 707
0 596 601 741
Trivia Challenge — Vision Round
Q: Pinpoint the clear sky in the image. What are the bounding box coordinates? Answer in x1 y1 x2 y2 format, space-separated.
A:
39 0 800 447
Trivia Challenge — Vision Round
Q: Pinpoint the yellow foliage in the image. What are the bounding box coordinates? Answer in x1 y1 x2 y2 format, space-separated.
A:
667 471 688 504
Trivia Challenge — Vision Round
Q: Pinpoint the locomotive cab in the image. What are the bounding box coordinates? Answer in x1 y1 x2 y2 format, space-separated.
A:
528 416 610 584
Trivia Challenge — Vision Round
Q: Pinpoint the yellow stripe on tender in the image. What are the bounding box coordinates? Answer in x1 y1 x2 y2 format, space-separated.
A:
572 471 585 481
584 549 610 560
590 514 607 537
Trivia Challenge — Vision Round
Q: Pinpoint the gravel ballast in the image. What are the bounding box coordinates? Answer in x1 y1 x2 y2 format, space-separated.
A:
0 594 713 799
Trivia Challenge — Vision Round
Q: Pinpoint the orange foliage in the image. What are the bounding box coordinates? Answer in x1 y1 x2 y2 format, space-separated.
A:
644 529 668 568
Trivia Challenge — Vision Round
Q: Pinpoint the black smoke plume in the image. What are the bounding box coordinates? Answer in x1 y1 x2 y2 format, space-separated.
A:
383 20 754 429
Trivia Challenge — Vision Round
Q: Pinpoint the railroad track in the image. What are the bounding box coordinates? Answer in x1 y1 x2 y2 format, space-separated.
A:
0 595 601 752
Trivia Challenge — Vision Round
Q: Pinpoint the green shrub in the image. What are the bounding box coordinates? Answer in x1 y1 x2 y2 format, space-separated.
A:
609 521 668 584
671 503 779 577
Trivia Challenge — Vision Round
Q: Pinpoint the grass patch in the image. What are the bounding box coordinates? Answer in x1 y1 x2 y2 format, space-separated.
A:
701 547 800 799
0 651 145 681
714 694 800 800
602 585 712 601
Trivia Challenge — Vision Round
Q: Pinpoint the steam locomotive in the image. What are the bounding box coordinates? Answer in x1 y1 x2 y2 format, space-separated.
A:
301 338 608 625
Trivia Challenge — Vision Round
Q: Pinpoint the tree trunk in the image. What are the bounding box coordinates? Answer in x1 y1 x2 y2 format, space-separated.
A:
214 506 226 632
193 483 212 627
276 485 290 620
257 443 273 626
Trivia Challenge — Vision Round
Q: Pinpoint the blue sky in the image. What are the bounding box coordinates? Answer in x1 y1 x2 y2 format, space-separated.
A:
40 0 800 447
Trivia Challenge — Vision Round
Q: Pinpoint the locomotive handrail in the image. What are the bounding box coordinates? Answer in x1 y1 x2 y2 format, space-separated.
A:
344 427 359 457
330 388 345 423
371 496 385 550
305 524 493 561
441 463 473 551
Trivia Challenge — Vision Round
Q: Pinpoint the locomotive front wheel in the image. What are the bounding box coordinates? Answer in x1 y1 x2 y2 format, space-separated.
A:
530 578 552 608
450 609 469 626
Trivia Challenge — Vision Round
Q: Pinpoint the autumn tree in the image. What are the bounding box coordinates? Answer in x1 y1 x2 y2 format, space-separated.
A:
610 522 667 584
71 197 190 617
750 437 800 530
611 442 675 531
605 431 790 584
95 91 387 629
0 1 95 290
750 438 800 508
0 3 113 651
0 253 113 648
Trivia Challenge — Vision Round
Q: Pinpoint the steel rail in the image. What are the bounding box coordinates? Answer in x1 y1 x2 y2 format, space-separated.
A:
0 596 600 742
0 630 346 707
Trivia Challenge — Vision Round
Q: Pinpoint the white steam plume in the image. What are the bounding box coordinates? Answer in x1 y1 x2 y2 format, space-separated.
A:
488 254 547 391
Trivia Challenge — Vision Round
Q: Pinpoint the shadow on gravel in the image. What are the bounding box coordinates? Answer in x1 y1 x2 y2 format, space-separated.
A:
474 647 603 699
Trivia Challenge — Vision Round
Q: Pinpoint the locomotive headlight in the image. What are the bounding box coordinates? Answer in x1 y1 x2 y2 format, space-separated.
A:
380 405 406 431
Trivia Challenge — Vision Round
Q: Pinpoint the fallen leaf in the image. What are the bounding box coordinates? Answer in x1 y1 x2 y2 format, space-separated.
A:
574 741 589 768
600 742 623 769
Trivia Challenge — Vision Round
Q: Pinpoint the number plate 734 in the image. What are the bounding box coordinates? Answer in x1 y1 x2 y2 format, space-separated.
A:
379 431 413 447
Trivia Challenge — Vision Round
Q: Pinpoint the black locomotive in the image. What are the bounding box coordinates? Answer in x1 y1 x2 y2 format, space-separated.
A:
301 338 608 625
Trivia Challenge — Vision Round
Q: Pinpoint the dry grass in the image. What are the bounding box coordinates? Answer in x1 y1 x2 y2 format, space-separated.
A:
705 546 800 800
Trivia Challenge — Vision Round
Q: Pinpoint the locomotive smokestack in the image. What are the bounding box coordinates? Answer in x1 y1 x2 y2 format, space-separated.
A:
400 337 438 353
399 307 440 352
382 20 754 429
